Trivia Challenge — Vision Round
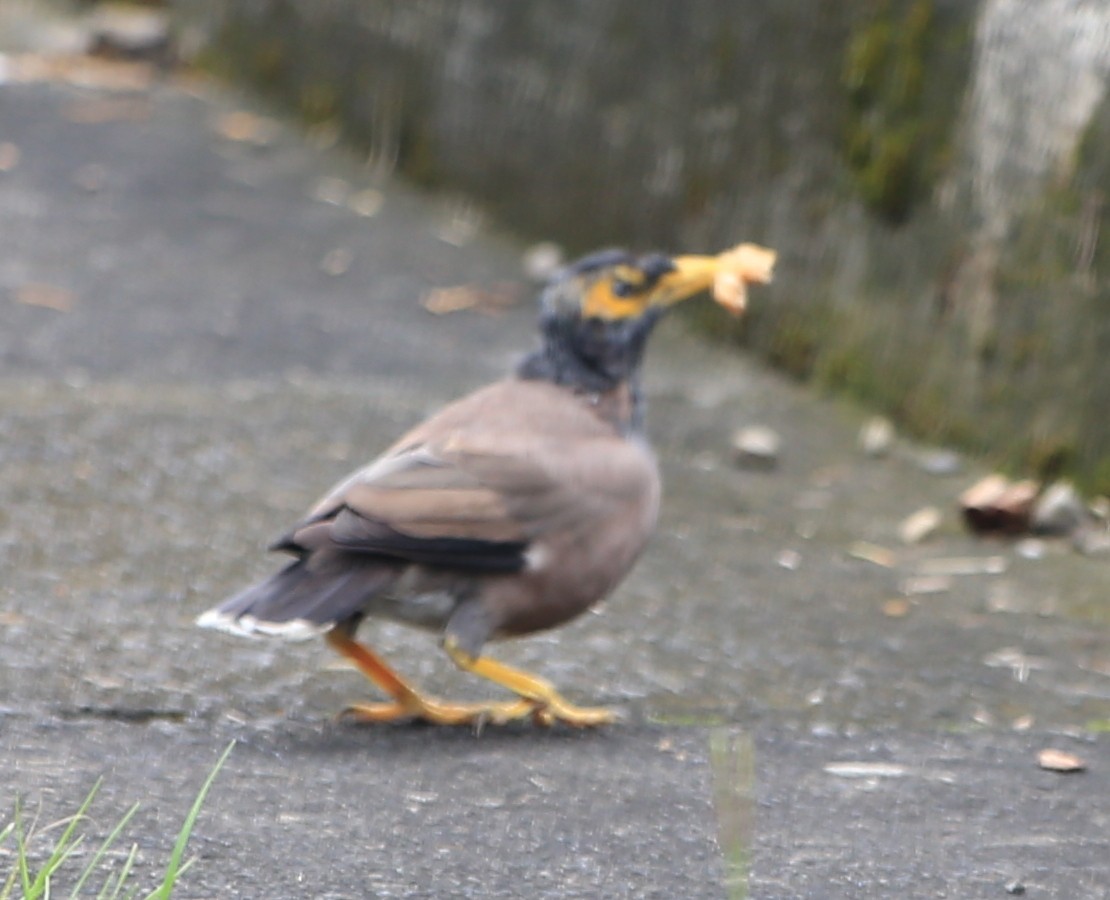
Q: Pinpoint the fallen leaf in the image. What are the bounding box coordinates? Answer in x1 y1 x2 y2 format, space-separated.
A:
13 283 76 312
881 598 911 617
847 541 896 568
1036 748 1085 772
421 283 520 316
213 110 279 146
0 142 20 172
63 97 151 124
7 53 154 91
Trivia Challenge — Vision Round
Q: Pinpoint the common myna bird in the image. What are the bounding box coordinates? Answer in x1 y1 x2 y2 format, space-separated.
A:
199 244 775 726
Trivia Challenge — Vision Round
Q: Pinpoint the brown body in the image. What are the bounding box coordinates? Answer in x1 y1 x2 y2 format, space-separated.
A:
292 378 659 649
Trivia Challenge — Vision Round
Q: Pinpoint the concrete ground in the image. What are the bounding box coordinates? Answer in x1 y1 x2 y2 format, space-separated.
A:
1 35 1107 900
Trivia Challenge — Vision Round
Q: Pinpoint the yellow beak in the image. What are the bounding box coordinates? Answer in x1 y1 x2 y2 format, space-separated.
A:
653 243 777 315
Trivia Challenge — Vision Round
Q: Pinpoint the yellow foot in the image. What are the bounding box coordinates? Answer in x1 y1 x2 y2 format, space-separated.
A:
530 699 616 728
339 697 536 727
339 696 615 728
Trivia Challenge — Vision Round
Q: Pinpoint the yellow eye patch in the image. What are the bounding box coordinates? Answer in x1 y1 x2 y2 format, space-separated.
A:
581 275 650 320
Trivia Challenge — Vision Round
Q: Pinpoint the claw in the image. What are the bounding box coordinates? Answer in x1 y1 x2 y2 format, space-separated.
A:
325 630 614 729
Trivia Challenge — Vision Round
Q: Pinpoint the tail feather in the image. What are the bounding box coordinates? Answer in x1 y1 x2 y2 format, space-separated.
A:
197 555 396 640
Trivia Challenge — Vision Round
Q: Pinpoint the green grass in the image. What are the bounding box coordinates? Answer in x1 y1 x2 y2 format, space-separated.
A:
0 742 234 900
708 729 755 900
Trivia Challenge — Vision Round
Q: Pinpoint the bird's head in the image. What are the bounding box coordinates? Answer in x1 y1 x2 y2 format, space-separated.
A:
523 244 775 393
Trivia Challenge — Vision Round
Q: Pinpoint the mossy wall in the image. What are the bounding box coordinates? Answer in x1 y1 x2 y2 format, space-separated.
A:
173 0 1110 491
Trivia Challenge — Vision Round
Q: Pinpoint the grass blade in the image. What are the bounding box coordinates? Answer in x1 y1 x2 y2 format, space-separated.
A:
27 780 102 899
146 741 234 900
70 802 140 899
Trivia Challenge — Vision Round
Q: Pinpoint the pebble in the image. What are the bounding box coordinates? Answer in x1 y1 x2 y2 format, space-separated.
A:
1014 538 1046 560
1030 480 1087 536
960 474 1038 534
87 5 171 62
917 448 962 476
731 425 780 470
776 548 802 570
859 416 894 457
522 241 564 282
1073 526 1110 556
899 506 942 544
1004 880 1026 895
1037 748 1085 772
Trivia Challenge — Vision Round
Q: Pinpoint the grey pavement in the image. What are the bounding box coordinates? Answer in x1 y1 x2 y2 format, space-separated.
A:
1 52 1108 900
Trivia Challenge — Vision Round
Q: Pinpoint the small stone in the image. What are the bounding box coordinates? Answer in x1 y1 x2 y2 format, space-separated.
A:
823 761 908 779
859 416 894 457
1036 748 1085 772
320 247 353 276
348 188 384 218
917 449 962 476
960 475 1038 535
899 574 951 596
776 548 801 570
1004 880 1026 895
918 556 1007 576
1031 481 1087 536
1015 537 1047 560
731 425 780 470
522 242 564 283
1073 525 1110 557
311 176 351 206
899 506 942 544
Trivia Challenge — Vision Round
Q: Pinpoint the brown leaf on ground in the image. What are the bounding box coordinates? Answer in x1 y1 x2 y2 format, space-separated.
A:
6 53 154 91
881 598 911 617
12 283 77 312
421 283 521 316
63 96 151 124
213 110 280 146
0 142 20 172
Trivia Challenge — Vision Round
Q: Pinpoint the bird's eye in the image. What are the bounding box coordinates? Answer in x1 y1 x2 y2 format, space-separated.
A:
610 265 645 298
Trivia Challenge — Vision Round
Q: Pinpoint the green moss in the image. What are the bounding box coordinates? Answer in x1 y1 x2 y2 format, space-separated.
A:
840 0 965 224
298 81 338 123
252 38 288 82
1091 456 1110 497
766 309 826 378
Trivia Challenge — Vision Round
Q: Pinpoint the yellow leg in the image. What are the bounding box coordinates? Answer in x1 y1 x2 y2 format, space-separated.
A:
442 636 616 727
325 631 536 727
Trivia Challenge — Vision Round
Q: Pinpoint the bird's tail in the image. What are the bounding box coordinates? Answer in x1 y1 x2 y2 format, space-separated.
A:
196 555 395 640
